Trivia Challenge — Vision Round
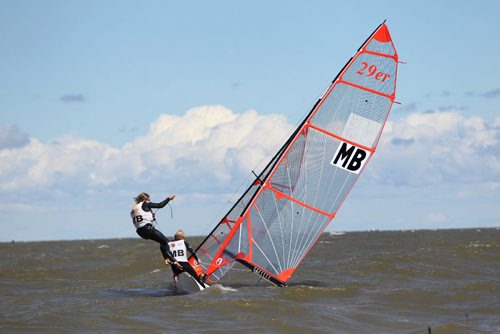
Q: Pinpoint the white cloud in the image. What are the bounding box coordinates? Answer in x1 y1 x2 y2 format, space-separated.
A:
117 105 294 188
0 136 118 191
374 109 500 187
1 106 499 220
1 106 500 240
0 105 294 206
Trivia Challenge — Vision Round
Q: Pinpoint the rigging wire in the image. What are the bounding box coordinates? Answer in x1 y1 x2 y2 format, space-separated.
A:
167 202 174 219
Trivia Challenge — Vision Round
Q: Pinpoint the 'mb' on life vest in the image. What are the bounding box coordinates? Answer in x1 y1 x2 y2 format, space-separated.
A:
168 240 188 262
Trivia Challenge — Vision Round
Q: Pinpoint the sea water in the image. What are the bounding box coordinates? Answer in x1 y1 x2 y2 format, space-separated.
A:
1 228 499 333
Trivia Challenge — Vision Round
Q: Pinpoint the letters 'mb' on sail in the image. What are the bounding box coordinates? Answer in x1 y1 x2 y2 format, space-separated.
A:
191 23 398 286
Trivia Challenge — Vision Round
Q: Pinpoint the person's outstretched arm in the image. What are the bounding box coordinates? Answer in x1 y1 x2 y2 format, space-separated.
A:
143 194 176 210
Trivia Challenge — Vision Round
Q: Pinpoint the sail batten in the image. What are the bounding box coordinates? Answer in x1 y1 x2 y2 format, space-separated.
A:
192 22 399 287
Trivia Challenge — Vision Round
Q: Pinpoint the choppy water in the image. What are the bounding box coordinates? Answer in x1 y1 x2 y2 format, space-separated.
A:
1 228 499 333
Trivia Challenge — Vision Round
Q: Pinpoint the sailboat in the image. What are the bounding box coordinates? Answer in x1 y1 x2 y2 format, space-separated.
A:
177 21 399 293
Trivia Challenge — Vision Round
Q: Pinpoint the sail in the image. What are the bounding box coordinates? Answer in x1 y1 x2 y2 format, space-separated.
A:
191 22 399 286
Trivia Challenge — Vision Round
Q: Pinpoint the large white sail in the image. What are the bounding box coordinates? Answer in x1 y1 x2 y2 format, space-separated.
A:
190 22 399 286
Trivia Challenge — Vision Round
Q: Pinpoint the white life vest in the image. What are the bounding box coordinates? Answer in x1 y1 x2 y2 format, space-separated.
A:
130 202 154 229
168 240 188 262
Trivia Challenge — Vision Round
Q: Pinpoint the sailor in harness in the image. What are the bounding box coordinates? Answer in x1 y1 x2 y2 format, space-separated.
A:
130 192 182 270
169 229 206 288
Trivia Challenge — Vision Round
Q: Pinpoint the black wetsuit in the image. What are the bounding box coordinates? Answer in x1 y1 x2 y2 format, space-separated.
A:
171 240 206 288
135 198 176 263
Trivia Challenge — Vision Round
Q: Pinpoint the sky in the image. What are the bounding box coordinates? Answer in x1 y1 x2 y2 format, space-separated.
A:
1 1 499 242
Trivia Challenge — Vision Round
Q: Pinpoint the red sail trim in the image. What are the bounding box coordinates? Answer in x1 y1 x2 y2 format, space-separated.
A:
204 216 246 277
209 234 222 246
306 24 394 125
246 211 253 261
363 49 398 60
265 185 335 218
276 267 296 282
199 248 213 258
307 123 376 153
372 23 392 43
269 155 295 192
249 256 285 283
253 179 262 186
372 100 395 149
391 60 400 108
210 218 236 246
338 78 395 100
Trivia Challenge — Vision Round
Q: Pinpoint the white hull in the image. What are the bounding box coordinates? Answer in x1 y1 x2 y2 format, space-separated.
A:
175 273 206 294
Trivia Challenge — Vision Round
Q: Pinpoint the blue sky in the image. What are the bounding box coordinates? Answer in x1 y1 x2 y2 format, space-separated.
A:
1 1 499 241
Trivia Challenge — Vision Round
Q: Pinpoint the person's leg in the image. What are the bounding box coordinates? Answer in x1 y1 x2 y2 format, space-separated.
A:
136 225 154 239
160 243 176 262
150 229 181 263
148 227 170 244
137 225 176 262
171 264 182 290
179 261 206 288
